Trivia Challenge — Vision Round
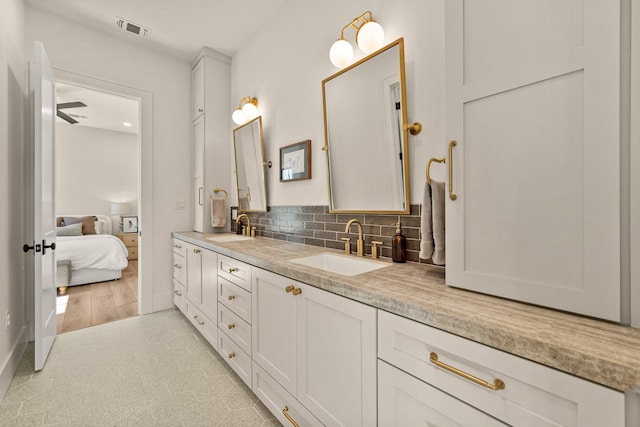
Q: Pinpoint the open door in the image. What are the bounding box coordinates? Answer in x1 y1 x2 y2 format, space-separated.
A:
28 41 57 370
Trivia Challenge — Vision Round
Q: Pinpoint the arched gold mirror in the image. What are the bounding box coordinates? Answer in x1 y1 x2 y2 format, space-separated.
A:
322 38 410 213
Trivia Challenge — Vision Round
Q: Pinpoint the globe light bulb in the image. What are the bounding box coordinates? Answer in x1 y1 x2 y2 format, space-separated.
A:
357 21 384 54
232 109 246 125
241 101 258 121
329 39 354 68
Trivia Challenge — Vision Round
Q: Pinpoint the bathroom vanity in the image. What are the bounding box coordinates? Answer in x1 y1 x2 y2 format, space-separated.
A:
172 231 640 426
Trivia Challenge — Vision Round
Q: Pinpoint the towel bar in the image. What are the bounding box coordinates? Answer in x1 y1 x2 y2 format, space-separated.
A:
213 188 228 199
426 157 446 185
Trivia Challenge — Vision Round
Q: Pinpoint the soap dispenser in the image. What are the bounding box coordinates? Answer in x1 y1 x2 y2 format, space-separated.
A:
392 219 407 263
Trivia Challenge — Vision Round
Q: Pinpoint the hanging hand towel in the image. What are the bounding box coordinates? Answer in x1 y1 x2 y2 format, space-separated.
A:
419 181 434 260
430 180 446 265
211 195 227 228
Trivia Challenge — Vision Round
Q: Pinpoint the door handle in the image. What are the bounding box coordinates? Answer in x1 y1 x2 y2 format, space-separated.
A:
22 242 41 254
199 187 204 206
448 140 458 201
42 240 56 255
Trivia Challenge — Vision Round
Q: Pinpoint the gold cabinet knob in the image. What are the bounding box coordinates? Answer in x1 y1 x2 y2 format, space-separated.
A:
292 287 302 296
285 285 295 293
228 352 235 359
194 249 201 254
228 267 239 273
228 294 236 301
227 323 235 330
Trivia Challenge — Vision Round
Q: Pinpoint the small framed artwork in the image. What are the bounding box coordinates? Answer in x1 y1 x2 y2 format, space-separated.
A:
280 139 311 182
122 216 138 233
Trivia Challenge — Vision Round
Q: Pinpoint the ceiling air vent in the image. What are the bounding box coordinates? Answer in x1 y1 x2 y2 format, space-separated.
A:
116 17 151 38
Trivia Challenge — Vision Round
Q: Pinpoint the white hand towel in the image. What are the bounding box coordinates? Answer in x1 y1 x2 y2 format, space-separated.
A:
431 180 446 265
419 181 434 260
211 196 227 228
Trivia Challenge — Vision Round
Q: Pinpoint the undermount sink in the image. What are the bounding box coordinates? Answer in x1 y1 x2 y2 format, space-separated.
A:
290 253 389 277
206 234 253 243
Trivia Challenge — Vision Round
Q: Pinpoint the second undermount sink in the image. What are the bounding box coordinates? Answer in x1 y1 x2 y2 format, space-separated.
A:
206 234 253 243
291 253 389 277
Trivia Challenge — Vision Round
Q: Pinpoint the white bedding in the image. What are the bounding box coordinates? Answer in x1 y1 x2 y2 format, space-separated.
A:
56 234 128 271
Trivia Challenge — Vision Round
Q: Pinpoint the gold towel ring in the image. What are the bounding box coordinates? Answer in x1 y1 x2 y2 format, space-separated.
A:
426 157 446 185
212 188 228 199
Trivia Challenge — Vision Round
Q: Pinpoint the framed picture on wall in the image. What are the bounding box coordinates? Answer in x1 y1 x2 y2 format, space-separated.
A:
122 216 138 233
280 139 311 182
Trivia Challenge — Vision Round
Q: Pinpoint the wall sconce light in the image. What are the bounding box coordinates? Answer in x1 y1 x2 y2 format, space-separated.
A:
329 11 385 68
232 96 259 125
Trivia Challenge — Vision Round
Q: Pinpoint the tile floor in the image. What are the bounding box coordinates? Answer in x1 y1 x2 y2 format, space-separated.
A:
0 309 281 426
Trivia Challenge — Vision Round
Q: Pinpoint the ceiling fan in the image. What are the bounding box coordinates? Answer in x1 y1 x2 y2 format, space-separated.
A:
57 101 87 124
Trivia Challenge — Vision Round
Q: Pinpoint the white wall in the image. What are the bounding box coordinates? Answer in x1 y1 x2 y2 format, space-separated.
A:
25 6 192 312
231 0 445 207
0 0 28 400
56 124 138 220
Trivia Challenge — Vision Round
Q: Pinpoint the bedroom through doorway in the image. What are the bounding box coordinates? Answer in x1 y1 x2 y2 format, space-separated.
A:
54 81 141 333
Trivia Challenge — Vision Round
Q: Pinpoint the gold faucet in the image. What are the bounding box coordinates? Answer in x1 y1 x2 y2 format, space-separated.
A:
236 213 251 236
344 219 364 256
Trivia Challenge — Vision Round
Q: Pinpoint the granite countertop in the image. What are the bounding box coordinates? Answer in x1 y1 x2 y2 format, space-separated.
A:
173 231 640 393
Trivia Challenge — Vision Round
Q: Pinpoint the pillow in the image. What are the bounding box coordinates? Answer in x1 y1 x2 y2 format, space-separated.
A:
80 216 98 235
56 216 63 227
56 223 82 236
94 219 106 235
61 216 81 226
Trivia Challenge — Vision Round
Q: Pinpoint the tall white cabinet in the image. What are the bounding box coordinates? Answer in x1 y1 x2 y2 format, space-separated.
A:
191 48 231 233
444 0 627 322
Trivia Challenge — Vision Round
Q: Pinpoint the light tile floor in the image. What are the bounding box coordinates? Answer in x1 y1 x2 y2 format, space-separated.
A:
0 309 281 426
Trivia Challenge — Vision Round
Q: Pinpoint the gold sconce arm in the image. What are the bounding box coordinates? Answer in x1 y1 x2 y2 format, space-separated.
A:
338 10 375 40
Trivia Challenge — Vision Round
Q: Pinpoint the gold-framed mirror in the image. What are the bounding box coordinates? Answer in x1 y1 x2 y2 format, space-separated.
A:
233 116 268 212
322 38 410 214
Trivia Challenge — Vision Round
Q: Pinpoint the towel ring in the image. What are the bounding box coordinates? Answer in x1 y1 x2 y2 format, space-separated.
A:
426 157 446 185
212 188 228 199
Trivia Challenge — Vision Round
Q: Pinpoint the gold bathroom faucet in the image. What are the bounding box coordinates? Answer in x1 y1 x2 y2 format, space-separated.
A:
236 214 251 236
344 219 364 256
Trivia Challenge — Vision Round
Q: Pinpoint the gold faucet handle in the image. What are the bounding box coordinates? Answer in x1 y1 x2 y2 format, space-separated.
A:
371 241 383 259
341 237 351 254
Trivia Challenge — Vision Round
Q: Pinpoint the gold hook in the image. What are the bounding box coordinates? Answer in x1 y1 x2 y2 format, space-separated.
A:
213 188 228 200
426 157 445 185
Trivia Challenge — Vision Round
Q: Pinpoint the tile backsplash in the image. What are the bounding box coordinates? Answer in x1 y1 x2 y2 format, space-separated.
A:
232 205 436 264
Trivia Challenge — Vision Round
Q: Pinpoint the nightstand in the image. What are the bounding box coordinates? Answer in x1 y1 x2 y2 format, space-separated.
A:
117 233 138 260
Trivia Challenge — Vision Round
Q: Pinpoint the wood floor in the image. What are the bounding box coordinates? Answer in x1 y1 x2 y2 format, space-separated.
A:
56 260 138 334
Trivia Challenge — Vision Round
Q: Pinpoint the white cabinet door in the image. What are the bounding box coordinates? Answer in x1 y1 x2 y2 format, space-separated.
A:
378 360 506 427
201 249 217 320
192 115 205 232
252 268 298 395
297 282 377 427
191 57 204 121
445 0 622 321
186 244 202 305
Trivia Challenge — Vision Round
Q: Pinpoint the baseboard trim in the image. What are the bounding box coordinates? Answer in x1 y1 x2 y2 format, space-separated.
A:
0 326 28 402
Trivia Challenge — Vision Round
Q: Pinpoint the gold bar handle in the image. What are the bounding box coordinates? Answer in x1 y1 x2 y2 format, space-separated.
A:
282 406 300 427
430 352 504 390
448 140 458 200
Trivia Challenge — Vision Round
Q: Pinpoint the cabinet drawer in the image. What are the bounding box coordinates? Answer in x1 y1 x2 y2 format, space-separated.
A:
219 277 252 323
378 360 505 426
121 233 137 246
378 311 624 427
172 238 187 257
127 247 138 260
173 279 186 314
186 303 216 349
218 254 251 291
218 303 251 355
253 362 324 427
173 253 186 284
217 332 251 388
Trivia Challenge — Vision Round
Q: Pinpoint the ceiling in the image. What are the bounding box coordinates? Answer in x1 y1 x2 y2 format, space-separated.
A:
27 0 288 134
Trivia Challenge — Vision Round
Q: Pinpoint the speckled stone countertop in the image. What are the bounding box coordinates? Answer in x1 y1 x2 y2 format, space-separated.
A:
173 231 640 393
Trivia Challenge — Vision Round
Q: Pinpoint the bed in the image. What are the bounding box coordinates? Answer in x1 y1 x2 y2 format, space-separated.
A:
55 214 129 290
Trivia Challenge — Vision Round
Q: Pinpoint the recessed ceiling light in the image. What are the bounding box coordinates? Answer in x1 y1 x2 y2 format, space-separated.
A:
122 122 132 127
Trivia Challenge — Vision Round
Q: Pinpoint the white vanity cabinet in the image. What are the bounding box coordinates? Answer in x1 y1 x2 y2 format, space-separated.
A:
378 310 625 427
190 48 231 233
444 0 626 322
216 254 253 387
252 267 377 427
172 239 187 312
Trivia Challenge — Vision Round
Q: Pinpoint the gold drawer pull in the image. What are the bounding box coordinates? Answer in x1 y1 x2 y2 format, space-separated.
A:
227 323 235 330
174 290 182 296
448 140 458 201
174 244 182 249
193 315 205 326
282 406 300 427
228 294 236 301
194 248 201 254
228 267 239 273
228 352 235 359
285 285 295 293
292 287 302 296
430 352 504 391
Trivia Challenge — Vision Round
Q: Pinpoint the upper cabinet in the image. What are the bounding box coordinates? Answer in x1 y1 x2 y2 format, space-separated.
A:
444 0 625 321
191 48 231 233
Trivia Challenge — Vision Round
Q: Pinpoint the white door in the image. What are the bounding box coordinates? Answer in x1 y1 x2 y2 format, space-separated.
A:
445 0 621 321
33 41 57 370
